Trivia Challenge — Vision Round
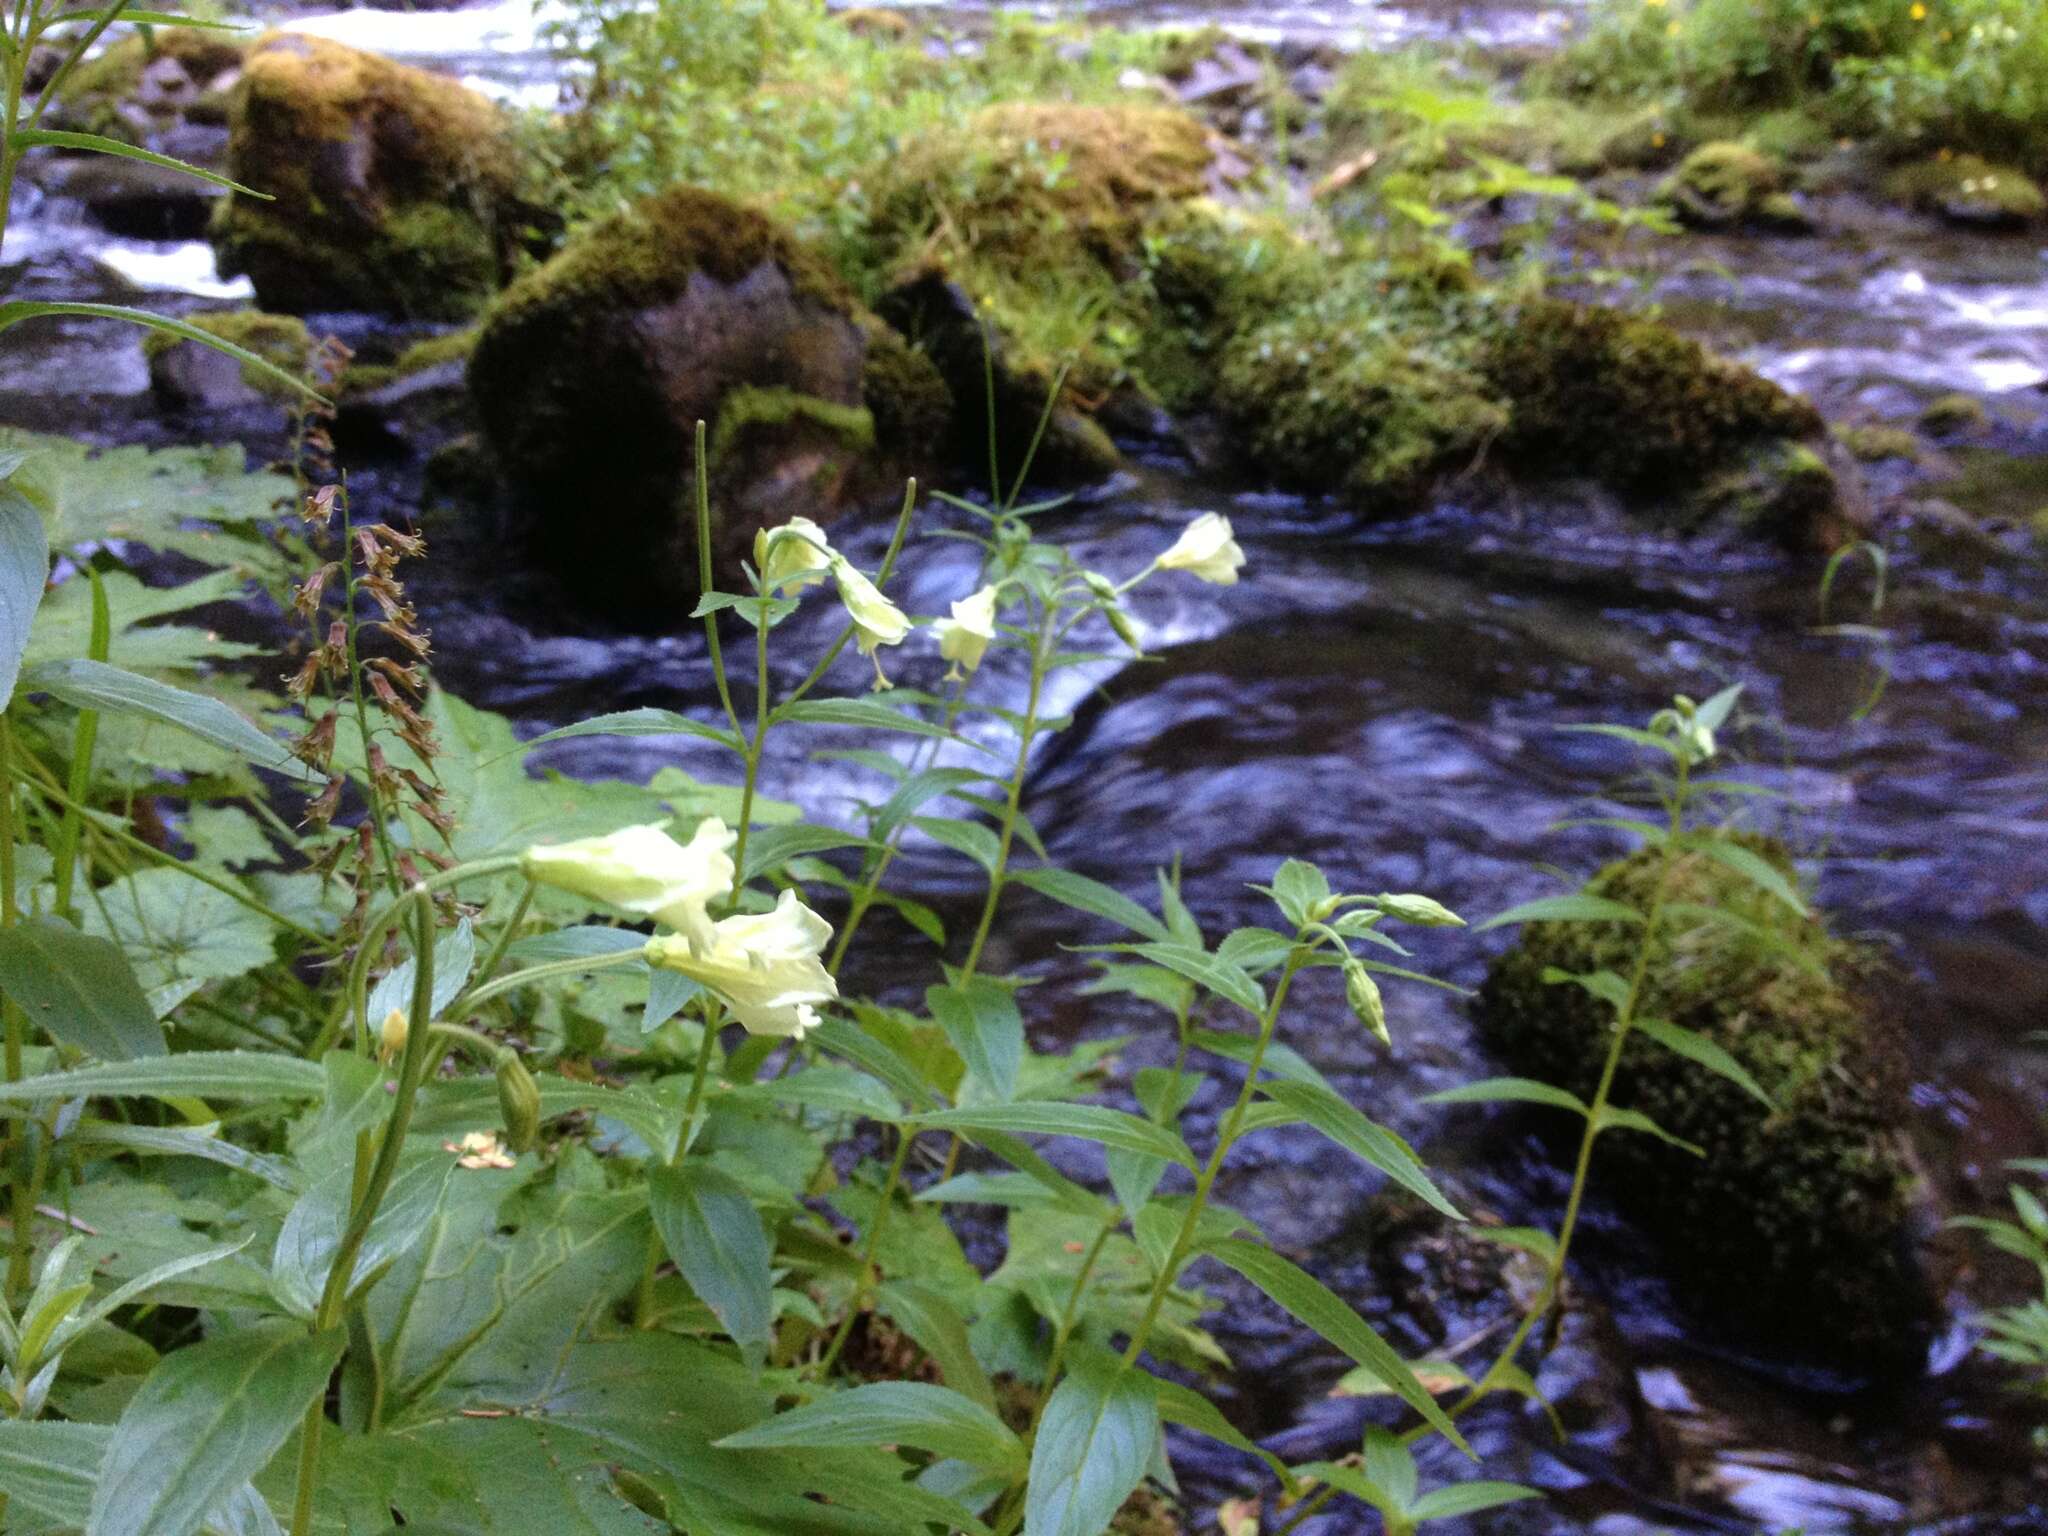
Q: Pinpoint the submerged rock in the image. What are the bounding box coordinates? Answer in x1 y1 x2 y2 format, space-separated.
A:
209 33 544 319
1884 155 2045 230
1475 838 1936 1375
468 185 947 621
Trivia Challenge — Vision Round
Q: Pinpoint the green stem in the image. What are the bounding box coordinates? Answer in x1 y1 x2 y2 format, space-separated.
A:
50 566 108 916
693 420 741 736
815 1125 913 1378
467 879 535 992
1122 946 1307 1370
957 607 1054 984
635 1002 724 1328
729 606 770 903
0 719 28 1303
455 946 646 1013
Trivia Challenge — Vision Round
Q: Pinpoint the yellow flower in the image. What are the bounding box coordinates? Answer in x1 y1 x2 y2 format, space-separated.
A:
645 890 839 1039
445 1131 516 1170
829 556 912 685
521 820 735 947
934 583 999 679
1909 1 1926 19
1155 513 1246 585
753 517 835 597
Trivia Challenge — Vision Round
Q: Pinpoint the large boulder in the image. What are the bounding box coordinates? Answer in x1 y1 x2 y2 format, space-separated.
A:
208 33 543 319
1475 838 1936 1375
468 185 949 621
50 28 243 153
144 309 313 413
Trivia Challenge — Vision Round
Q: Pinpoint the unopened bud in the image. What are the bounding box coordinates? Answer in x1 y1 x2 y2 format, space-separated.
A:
1374 893 1465 928
495 1048 542 1154
378 1007 408 1062
1104 603 1143 654
1344 960 1389 1046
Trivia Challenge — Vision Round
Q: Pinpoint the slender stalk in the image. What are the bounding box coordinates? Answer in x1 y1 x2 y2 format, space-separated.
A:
729 606 770 902
338 485 405 900
455 947 645 1012
635 1001 724 1328
814 1125 913 1377
693 420 741 736
957 606 1055 984
50 566 108 915
0 719 28 1302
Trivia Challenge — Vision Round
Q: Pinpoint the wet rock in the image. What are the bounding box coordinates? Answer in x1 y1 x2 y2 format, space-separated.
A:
33 153 222 240
144 309 312 412
208 33 546 319
469 184 947 622
1658 143 1815 234
1885 155 2045 230
1474 838 1939 1375
1922 392 1993 438
333 329 477 459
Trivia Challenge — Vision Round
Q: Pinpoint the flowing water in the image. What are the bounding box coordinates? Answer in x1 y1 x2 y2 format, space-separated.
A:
6 2 2048 1530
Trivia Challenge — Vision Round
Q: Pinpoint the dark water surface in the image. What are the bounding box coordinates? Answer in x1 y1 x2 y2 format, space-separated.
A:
5 1 2048 1530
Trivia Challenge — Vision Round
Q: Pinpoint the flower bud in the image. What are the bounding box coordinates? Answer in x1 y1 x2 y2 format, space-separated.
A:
1374 893 1465 927
495 1048 542 1154
1103 602 1143 654
378 1007 408 1062
1344 959 1389 1046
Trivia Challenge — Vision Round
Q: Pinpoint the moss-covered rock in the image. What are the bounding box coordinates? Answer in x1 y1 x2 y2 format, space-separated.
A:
334 328 480 459
1838 423 1925 464
1884 154 2044 229
1658 141 1812 231
208 33 542 319
53 29 245 149
867 102 1217 478
143 309 312 411
1475 838 1934 1373
1920 391 1991 437
470 185 937 620
1481 298 1838 541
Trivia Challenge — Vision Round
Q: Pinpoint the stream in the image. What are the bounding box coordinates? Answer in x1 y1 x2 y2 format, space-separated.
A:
6 1 2048 1531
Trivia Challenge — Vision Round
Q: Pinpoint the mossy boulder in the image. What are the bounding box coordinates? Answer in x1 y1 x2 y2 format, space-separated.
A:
1475 839 1935 1374
868 102 1218 480
1481 298 1841 542
334 328 480 459
143 310 312 412
469 185 948 621
208 33 543 319
52 29 244 151
1884 154 2045 230
1658 142 1812 232
1920 391 1991 438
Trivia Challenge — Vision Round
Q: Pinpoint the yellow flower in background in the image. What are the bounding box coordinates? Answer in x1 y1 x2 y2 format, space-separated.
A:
521 820 735 946
754 516 835 596
934 584 999 679
1155 513 1246 586
1909 1 1926 18
646 890 838 1039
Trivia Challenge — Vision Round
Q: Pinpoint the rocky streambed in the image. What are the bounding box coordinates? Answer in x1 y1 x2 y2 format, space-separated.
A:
5 1 2048 1531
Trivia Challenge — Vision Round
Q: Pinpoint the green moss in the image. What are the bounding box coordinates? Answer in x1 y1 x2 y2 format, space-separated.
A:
1482 298 1824 503
1920 391 1991 437
859 322 954 465
1838 423 1924 464
1476 837 1930 1371
1884 154 2045 226
210 33 533 318
140 309 312 402
1659 141 1786 226
339 326 479 396
709 387 874 468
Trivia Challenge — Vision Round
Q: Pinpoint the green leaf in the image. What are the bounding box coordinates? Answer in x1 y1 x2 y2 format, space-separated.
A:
740 821 870 882
1258 1079 1461 1219
1424 1077 1589 1115
927 978 1021 1104
81 867 279 991
1363 1427 1418 1513
1477 893 1643 931
1025 1359 1158 1536
1152 1379 1298 1492
720 1382 1025 1474
774 696 960 742
1010 868 1169 942
1122 942 1265 1015
908 1104 1197 1170
9 128 265 196
1542 966 1630 1011
365 918 476 1028
1593 1104 1704 1155
1691 683 1744 734
67 1119 300 1190
1633 1017 1774 1109
649 1163 772 1367
1687 837 1808 916
271 1155 454 1319
86 1320 344 1536
513 706 741 756
0 480 47 710
1266 859 1331 928
0 302 322 404
1409 1480 1541 1520
0 918 164 1059
0 1050 323 1105
1202 1239 1470 1455
876 1280 997 1410
0 1420 105 1526
912 813 1001 872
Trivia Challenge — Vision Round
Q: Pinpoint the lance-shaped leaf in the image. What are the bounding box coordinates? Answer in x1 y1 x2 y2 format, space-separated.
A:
649 1163 772 1367
0 919 164 1059
908 1103 1197 1170
1025 1359 1158 1536
719 1382 1025 1474
0 478 48 710
24 658 314 780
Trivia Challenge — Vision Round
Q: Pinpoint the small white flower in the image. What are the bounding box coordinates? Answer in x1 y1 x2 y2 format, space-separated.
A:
934 584 999 679
754 517 835 596
1156 513 1246 585
521 820 735 947
646 890 839 1039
